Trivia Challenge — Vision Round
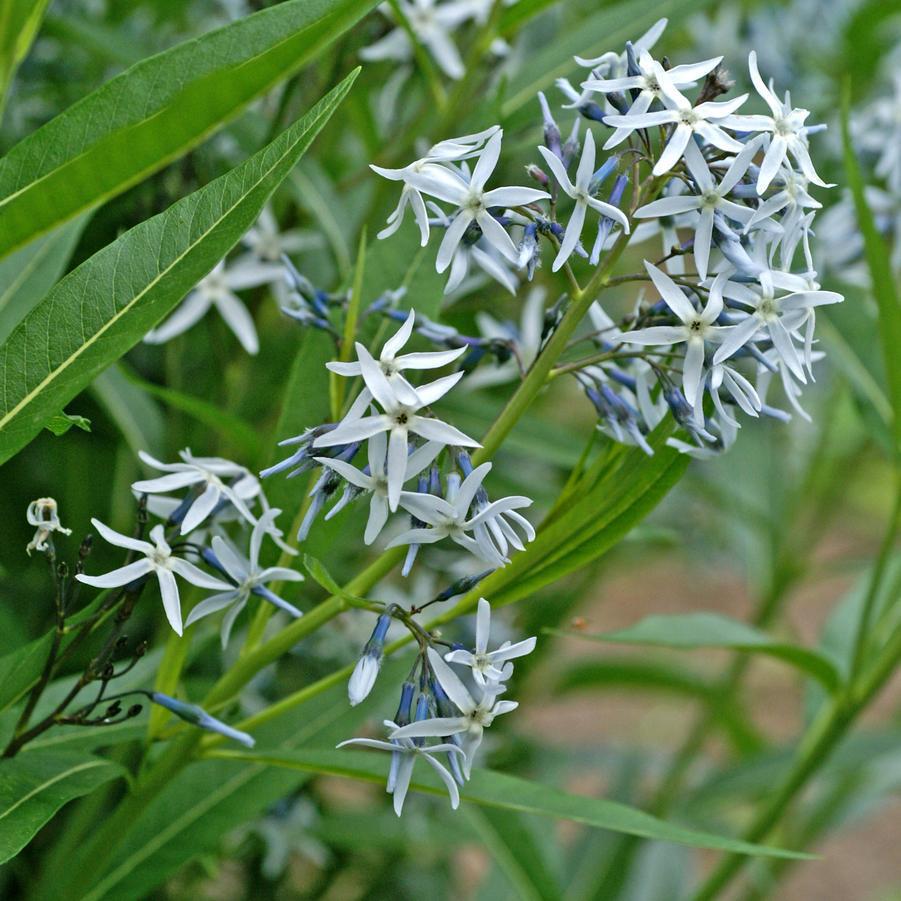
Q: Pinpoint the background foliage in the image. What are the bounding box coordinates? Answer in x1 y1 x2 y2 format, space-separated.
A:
0 0 898 899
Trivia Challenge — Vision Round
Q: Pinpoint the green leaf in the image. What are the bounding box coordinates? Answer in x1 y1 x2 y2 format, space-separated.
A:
302 554 372 608
0 0 378 260
0 214 88 344
553 612 843 692
0 70 358 467
438 423 687 622
203 748 813 860
0 0 52 119
0 750 124 864
43 412 91 437
841 81 901 453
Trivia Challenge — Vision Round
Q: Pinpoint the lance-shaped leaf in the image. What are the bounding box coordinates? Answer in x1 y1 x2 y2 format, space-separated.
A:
0 0 377 260
0 750 125 864
0 0 51 119
551 612 844 692
202 748 813 860
0 70 358 467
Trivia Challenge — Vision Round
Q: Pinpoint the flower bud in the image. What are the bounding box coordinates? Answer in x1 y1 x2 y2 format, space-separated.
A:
348 613 391 706
149 692 254 747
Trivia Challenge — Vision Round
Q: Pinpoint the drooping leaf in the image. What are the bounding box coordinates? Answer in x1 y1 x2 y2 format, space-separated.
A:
0 0 379 260
202 747 813 860
0 0 52 119
0 71 358 466
0 750 125 864
551 612 843 692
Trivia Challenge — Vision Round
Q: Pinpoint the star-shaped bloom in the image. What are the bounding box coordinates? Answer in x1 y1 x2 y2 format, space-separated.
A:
537 130 630 270
26 497 71 555
406 130 549 270
132 449 260 535
185 510 304 647
240 207 321 263
389 462 531 566
360 0 475 80
604 83 748 175
619 263 727 403
582 49 722 121
635 137 763 279
372 126 501 244
76 520 231 636
326 310 465 400
712 276 842 380
391 649 518 777
722 52 831 194
313 345 478 510
315 434 442 544
338 721 465 816
144 259 282 354
444 598 536 685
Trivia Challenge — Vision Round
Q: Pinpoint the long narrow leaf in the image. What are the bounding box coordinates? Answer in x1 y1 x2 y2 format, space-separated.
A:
0 0 377 259
204 748 814 859
0 71 358 466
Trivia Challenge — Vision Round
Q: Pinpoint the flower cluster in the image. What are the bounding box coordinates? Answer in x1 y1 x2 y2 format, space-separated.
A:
76 450 302 641
340 598 536 814
367 20 843 458
265 310 534 571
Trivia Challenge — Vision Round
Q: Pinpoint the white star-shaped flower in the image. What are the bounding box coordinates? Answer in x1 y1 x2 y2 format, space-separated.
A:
722 52 832 194
619 263 727 403
132 449 260 535
405 130 549 270
537 130 630 270
144 260 282 354
313 344 478 510
338 721 465 815
604 83 749 175
389 462 531 566
315 434 442 544
184 510 304 647
444 598 536 685
76 520 231 636
391 648 518 777
635 137 763 279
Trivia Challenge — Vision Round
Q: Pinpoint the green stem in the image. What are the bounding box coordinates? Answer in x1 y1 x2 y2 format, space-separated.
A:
848 483 900 680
